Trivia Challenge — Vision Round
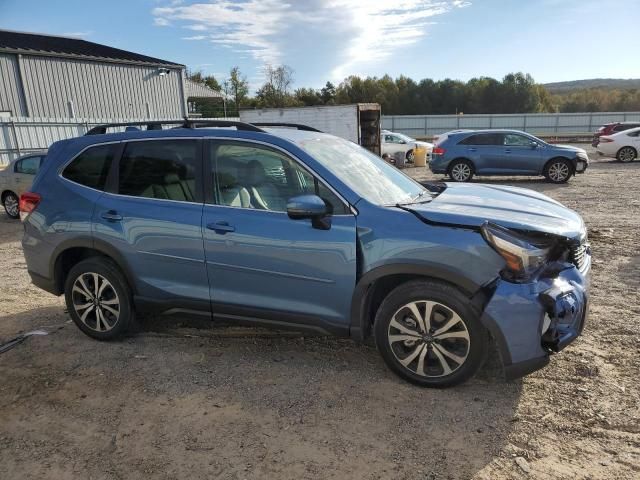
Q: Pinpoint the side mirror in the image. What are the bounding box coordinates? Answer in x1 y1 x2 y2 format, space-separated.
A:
530 142 539 149
287 195 331 229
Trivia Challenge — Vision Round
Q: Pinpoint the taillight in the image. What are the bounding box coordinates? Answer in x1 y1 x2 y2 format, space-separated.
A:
19 192 41 221
432 147 446 155
599 137 614 143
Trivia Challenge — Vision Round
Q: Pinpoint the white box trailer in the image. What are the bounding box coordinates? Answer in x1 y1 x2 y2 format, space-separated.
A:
239 104 382 155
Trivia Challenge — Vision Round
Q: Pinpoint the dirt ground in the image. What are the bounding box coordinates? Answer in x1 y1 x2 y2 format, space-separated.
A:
0 147 638 479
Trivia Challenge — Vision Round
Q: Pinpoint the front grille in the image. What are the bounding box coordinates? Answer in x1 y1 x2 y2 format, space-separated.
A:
570 241 589 271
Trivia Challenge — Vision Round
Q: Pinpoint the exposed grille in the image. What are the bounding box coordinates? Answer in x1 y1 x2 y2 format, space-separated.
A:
570 242 589 271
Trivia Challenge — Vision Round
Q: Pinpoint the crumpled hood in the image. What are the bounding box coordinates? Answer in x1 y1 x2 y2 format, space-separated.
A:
408 183 586 239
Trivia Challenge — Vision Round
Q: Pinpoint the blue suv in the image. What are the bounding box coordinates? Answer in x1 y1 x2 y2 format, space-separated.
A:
430 130 589 183
20 120 590 387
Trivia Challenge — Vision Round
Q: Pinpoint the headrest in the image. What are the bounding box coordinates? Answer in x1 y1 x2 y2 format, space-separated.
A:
244 160 268 184
164 173 180 184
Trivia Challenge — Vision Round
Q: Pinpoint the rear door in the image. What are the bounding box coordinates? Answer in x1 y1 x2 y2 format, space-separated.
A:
201 139 357 333
459 133 503 173
498 133 542 174
92 138 211 313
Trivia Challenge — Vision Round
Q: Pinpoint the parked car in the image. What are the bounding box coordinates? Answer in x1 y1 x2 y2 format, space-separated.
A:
430 130 589 183
596 127 640 162
0 151 47 219
381 130 433 163
592 122 640 147
20 120 590 388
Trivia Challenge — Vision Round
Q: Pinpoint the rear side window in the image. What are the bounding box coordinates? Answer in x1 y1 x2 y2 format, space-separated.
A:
63 144 116 190
118 140 200 202
459 134 503 146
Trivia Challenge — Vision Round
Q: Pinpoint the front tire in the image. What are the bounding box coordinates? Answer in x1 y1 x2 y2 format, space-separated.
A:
374 280 489 387
617 147 637 163
2 192 19 219
544 158 572 183
64 258 133 340
448 159 474 182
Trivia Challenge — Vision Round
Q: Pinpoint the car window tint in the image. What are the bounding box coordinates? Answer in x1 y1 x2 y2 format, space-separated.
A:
211 142 348 214
119 140 199 202
63 144 116 190
460 134 503 145
504 134 532 146
15 156 41 174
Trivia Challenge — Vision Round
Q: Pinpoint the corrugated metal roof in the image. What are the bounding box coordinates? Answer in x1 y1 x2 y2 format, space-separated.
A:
184 79 224 99
0 29 183 67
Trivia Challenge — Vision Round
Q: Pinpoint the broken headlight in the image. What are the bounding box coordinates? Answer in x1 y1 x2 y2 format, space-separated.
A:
481 222 552 280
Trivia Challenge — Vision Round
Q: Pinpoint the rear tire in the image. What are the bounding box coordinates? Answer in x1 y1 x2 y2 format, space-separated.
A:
544 158 572 183
374 280 489 388
448 159 474 182
406 149 415 163
64 257 133 340
616 147 637 163
2 192 19 219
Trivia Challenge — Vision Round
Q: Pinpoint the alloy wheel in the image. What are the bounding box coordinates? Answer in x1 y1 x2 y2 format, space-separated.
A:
451 163 471 181
548 162 570 182
71 272 120 332
387 300 470 378
618 147 636 163
406 150 415 162
4 194 19 217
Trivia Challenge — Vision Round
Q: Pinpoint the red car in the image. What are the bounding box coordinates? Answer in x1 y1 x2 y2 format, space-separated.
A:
593 122 640 147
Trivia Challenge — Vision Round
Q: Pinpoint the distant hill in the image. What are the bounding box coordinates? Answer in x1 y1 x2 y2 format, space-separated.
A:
544 78 640 93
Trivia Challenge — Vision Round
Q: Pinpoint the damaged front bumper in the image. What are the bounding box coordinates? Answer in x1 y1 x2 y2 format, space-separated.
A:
480 257 590 380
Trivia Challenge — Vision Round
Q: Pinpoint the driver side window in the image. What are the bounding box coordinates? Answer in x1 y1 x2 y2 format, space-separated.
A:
210 142 348 214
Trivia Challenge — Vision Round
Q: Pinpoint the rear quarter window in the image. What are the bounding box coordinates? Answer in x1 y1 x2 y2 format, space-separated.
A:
62 144 116 191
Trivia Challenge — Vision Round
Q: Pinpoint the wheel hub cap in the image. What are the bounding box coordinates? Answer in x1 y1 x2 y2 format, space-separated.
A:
71 272 120 332
388 300 470 378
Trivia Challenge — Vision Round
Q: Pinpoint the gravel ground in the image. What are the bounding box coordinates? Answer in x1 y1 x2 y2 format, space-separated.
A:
0 147 638 479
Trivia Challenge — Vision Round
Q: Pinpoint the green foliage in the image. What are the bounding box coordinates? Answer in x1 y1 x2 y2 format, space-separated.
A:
189 65 637 115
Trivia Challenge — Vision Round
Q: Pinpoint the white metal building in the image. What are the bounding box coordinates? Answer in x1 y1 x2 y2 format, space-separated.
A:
0 29 192 119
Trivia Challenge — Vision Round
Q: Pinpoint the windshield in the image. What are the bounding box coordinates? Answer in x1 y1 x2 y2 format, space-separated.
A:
295 135 428 206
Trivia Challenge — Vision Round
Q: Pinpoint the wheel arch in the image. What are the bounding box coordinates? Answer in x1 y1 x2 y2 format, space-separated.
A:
543 156 574 175
50 237 136 295
349 263 488 342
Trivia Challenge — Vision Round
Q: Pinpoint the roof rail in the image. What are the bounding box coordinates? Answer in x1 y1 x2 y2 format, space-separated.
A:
250 122 322 132
85 119 265 136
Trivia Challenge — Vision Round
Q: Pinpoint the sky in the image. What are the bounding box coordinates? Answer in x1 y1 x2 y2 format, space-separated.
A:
1 0 639 91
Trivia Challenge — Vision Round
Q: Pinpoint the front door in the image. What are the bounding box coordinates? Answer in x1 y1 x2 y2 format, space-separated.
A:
201 139 357 334
498 133 542 174
92 138 210 312
13 155 43 196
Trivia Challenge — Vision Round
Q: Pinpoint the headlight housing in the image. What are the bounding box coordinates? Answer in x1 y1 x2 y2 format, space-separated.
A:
481 222 552 280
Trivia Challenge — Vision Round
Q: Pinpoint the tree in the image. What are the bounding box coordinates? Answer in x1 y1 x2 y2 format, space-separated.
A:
187 70 222 92
223 66 249 115
320 82 336 105
256 64 295 108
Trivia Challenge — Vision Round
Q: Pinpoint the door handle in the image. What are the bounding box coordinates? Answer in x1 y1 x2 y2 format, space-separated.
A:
101 210 123 222
468 148 477 152
504 149 512 154
207 221 235 234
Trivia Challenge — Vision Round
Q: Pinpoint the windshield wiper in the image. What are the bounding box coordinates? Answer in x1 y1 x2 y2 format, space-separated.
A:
394 190 433 207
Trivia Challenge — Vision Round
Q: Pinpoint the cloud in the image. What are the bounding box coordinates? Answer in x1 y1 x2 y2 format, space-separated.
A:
152 0 469 83
62 31 93 38
153 0 292 65
323 0 471 80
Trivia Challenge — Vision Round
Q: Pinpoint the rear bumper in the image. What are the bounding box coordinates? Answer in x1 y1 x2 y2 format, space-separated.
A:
481 258 590 380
